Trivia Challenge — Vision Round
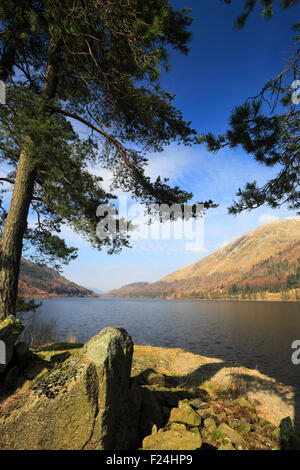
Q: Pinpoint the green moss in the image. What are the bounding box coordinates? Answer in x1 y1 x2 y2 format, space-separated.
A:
31 342 83 362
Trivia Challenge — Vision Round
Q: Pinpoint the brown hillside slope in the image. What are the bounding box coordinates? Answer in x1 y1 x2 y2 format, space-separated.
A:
104 218 300 299
18 258 96 298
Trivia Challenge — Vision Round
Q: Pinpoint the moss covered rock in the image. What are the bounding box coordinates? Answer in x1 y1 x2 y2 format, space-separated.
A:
204 417 216 433
218 441 235 450
169 403 202 427
216 423 245 448
0 327 139 450
0 316 24 373
143 429 202 450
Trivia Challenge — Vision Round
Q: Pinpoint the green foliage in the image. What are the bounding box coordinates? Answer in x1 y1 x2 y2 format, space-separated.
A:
0 0 214 270
15 297 42 314
221 0 299 29
286 258 300 287
208 1 300 215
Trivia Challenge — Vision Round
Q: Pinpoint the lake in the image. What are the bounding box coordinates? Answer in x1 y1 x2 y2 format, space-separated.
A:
22 298 300 389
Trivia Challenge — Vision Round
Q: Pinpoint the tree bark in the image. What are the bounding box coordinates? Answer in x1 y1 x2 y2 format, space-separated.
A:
0 37 61 320
0 141 37 319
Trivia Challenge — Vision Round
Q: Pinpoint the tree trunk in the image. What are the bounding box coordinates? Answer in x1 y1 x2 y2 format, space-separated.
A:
0 37 61 320
0 142 37 319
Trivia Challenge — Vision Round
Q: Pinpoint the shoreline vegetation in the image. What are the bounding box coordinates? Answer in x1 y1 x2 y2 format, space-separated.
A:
101 291 300 302
20 293 300 302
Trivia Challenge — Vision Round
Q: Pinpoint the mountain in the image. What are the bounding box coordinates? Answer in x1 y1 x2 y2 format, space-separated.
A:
85 287 105 295
18 258 96 298
103 218 300 301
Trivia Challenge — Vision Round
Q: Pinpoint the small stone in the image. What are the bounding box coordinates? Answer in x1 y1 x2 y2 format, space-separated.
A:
233 397 254 410
143 429 202 450
169 404 202 427
228 417 240 429
151 424 158 434
189 398 209 410
204 417 216 433
178 399 190 408
217 423 245 447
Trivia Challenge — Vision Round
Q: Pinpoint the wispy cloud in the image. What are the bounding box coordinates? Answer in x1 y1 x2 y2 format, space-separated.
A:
218 240 230 248
186 245 209 253
258 214 280 225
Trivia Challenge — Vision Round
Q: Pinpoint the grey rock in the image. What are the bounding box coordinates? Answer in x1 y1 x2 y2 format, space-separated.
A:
0 316 24 373
0 327 139 450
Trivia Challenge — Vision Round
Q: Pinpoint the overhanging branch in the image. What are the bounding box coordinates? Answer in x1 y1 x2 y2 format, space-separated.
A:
50 105 163 201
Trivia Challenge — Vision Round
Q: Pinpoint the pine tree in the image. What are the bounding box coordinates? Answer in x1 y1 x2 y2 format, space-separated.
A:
0 1 215 319
202 0 299 214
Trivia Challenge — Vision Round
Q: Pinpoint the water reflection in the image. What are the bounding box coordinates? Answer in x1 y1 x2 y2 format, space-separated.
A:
22 298 300 425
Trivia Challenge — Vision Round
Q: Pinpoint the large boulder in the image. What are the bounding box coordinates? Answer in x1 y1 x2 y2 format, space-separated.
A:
0 327 141 450
0 315 24 374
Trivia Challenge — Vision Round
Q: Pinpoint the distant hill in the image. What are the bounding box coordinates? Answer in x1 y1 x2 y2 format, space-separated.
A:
103 218 300 301
18 259 96 298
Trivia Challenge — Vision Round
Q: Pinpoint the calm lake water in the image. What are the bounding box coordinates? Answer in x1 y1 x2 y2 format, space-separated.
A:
23 298 300 389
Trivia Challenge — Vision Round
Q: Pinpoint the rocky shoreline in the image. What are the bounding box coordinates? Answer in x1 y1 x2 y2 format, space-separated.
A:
0 318 299 450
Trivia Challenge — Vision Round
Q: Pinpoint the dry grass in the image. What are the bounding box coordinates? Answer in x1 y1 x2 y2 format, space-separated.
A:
20 321 58 347
65 330 77 343
132 344 298 428
0 390 30 419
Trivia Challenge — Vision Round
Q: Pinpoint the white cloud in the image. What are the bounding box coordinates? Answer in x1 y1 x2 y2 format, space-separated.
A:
185 246 209 253
258 214 280 225
144 146 197 185
218 240 230 249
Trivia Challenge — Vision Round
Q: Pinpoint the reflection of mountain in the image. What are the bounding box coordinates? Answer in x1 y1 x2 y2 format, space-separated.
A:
19 258 96 298
103 219 300 300
86 287 104 295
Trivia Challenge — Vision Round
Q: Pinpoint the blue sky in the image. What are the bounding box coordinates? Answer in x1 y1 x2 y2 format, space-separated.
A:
60 1 299 292
2 1 299 292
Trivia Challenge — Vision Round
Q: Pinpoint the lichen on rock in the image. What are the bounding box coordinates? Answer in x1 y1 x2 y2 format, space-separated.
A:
0 327 139 450
0 316 24 374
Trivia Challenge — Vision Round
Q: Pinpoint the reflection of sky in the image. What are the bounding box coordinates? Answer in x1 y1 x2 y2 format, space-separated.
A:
1 2 299 292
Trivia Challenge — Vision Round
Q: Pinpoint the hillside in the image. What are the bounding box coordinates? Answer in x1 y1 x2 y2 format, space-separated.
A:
103 218 300 301
18 259 96 298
